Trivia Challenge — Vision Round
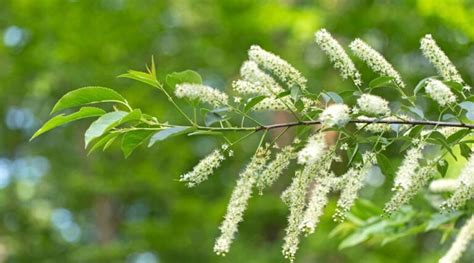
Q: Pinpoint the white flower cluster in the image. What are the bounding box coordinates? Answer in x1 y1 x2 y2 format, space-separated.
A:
439 215 474 263
393 145 424 191
355 115 412 133
214 147 270 256
420 34 463 84
384 165 435 215
297 133 327 165
356 94 391 116
350 38 405 88
257 146 294 193
429 178 458 193
299 177 333 235
175 83 229 107
248 45 307 90
232 60 284 96
179 148 225 187
441 151 474 211
314 29 362 86
252 97 315 112
320 103 351 127
333 152 375 222
425 79 456 107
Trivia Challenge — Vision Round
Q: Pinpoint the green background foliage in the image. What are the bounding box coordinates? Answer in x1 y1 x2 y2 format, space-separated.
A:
0 0 473 262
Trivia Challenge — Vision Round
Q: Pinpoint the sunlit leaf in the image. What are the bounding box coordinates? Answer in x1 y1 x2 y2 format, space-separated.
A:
119 70 160 87
148 126 195 147
166 70 202 89
51 86 127 113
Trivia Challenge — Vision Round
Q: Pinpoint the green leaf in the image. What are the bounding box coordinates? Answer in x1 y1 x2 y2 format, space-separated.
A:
87 133 120 155
437 161 448 177
459 101 474 112
166 70 202 89
376 153 395 176
290 86 301 102
148 126 195 147
204 107 230 127
244 95 266 112
447 129 469 144
459 143 472 159
121 130 154 158
119 70 160 87
84 111 128 147
413 77 434 96
369 76 396 89
276 90 290 98
51 86 127 114
325 91 343 104
466 111 474 121
188 130 223 136
426 211 463 231
31 107 105 140
407 106 425 119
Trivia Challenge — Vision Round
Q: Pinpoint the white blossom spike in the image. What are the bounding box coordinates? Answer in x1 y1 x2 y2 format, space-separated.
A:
429 179 459 193
320 103 351 127
257 146 295 193
425 79 456 107
233 60 285 96
314 29 362 86
251 97 315 113
248 45 307 90
179 149 226 187
297 133 327 165
214 147 270 256
356 94 391 116
441 151 474 211
439 215 474 263
175 83 229 107
299 177 332 234
393 145 424 191
420 34 464 84
349 38 405 88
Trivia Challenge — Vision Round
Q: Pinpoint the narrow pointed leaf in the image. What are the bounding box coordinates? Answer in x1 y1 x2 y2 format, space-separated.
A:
148 126 195 147
244 95 266 112
119 70 160 87
51 86 127 113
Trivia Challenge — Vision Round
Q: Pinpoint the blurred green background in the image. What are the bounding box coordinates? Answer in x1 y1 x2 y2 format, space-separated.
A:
1 0 473 262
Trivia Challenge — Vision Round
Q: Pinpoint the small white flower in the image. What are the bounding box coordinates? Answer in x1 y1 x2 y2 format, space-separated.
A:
299 177 332 234
441 151 474 211
175 83 229 107
257 146 294 193
340 143 349 151
320 103 351 127
248 45 307 90
315 29 362 86
439 215 474 263
420 34 463 84
233 60 285 96
356 94 391 116
393 145 424 191
425 79 456 106
350 38 405 88
429 178 459 193
179 149 225 187
297 133 327 165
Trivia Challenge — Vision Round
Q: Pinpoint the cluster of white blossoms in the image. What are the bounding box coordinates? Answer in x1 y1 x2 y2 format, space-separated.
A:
314 29 362 86
214 146 271 256
299 177 334 235
356 94 391 116
256 146 295 193
333 152 375 222
252 97 315 112
297 133 327 165
232 60 284 96
429 178 458 193
349 38 405 88
179 148 226 187
355 115 412 133
420 34 464 84
320 103 351 127
425 79 456 107
175 83 229 107
441 151 474 211
248 45 307 90
439 215 474 263
393 144 425 191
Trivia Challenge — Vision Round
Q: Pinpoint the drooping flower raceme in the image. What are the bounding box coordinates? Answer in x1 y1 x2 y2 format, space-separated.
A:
356 94 391 116
248 45 307 90
233 60 284 96
320 103 351 127
420 34 463 84
439 215 474 263
393 145 424 191
297 133 327 165
425 79 456 107
441 151 474 211
175 83 229 107
314 28 362 86
333 152 375 222
349 38 405 88
257 146 295 193
180 148 226 187
299 177 333 235
429 178 458 193
214 147 270 256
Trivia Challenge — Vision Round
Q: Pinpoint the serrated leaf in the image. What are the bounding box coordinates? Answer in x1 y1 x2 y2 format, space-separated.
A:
121 130 154 158
31 107 105 140
148 126 195 147
165 70 202 89
119 70 160 87
369 76 395 89
84 111 128 147
244 95 266 112
51 86 127 114
87 133 119 155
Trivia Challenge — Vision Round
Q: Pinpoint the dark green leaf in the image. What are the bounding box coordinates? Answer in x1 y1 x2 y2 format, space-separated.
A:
51 86 127 113
437 161 448 177
165 70 202 89
244 95 266 112
276 90 290 98
87 133 119 155
447 129 469 144
121 130 154 158
460 143 472 159
148 126 195 147
426 211 463 231
369 76 395 89
31 107 105 140
376 153 395 176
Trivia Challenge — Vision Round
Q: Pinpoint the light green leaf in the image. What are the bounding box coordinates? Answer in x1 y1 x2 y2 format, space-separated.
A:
369 76 396 89
188 130 223 136
166 70 202 89
87 133 120 155
121 130 154 158
244 95 266 112
119 70 160 87
426 212 463 231
51 86 127 113
148 126 195 147
84 111 129 147
31 107 105 140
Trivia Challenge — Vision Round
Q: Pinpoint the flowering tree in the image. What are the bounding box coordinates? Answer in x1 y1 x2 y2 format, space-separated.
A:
32 29 473 262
